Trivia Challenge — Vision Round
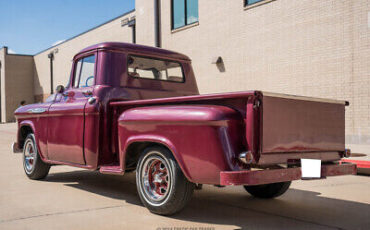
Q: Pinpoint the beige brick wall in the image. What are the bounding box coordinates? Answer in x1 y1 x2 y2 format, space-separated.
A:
4 54 34 122
3 0 369 145
137 0 369 145
135 0 156 46
0 47 34 122
352 0 370 145
33 10 135 99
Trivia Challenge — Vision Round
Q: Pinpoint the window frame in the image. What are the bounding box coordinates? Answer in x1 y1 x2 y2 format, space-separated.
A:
244 0 274 8
126 55 186 83
72 54 96 89
244 0 262 6
171 0 199 30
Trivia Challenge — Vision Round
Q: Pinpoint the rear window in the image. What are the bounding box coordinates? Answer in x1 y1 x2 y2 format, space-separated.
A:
127 56 184 83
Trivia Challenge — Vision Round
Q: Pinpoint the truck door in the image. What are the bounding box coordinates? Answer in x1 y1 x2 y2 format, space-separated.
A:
47 54 96 164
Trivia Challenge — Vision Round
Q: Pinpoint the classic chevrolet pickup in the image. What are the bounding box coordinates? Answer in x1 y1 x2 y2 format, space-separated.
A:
13 42 356 215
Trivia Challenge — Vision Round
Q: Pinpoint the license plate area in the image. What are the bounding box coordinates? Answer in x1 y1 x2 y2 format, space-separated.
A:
301 159 321 179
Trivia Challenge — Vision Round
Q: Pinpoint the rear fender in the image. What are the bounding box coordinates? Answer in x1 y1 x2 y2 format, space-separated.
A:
120 135 191 181
117 105 245 184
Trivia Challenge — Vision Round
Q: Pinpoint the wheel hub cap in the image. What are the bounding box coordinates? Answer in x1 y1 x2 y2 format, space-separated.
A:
24 140 36 173
141 155 170 202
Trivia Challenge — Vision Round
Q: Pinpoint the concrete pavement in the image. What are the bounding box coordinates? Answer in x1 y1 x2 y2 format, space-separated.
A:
0 123 369 230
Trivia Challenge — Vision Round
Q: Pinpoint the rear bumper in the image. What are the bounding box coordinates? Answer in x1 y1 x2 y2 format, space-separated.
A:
220 162 356 186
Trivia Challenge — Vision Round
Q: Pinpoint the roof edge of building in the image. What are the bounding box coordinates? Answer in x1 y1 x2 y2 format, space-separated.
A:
0 46 33 57
34 9 135 56
7 54 34 57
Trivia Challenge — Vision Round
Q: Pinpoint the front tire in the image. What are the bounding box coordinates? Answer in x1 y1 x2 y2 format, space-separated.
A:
136 146 194 215
243 181 291 198
23 134 50 180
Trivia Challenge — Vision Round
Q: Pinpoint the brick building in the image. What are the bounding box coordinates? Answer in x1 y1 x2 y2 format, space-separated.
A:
0 0 369 150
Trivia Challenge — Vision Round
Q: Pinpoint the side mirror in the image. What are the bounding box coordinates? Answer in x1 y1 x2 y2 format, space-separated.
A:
56 85 65 94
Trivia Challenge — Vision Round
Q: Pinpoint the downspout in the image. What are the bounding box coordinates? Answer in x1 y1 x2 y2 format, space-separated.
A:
128 19 136 44
132 24 136 44
0 60 2 122
154 0 161 47
48 52 54 94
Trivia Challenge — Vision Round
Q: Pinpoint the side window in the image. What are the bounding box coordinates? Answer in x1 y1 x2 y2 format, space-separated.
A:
73 55 95 88
128 56 184 82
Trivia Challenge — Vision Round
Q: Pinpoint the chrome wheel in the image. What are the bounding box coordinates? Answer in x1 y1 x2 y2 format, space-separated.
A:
136 146 195 215
140 153 171 203
22 133 50 180
23 139 36 174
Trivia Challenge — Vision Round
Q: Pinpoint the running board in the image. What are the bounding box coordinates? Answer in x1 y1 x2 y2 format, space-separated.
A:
99 165 124 175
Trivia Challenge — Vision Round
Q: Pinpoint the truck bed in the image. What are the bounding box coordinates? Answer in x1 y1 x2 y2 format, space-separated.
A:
259 92 346 164
110 90 347 166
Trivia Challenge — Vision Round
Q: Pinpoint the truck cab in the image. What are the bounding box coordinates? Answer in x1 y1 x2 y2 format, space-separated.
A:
15 42 198 166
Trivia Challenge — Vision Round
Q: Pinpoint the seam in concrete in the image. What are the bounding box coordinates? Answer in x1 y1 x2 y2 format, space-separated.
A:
0 204 127 223
1 199 346 229
210 199 346 230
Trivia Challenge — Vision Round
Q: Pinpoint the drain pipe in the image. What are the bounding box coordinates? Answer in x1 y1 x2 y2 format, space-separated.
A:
154 0 161 47
0 60 2 122
128 19 136 44
48 52 54 94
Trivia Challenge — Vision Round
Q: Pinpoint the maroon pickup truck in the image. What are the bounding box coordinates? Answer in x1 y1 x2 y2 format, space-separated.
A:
13 42 355 215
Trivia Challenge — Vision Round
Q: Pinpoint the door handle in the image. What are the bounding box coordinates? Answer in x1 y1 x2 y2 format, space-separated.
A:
88 97 96 104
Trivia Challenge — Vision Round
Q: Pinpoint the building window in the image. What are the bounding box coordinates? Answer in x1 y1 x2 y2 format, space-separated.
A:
172 0 198 30
245 0 264 6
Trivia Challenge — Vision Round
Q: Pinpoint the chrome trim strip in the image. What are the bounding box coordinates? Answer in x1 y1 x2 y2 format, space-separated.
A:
27 108 47 114
262 91 347 105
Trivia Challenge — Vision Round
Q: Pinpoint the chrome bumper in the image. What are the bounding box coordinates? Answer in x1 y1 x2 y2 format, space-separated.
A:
220 162 357 186
12 142 22 153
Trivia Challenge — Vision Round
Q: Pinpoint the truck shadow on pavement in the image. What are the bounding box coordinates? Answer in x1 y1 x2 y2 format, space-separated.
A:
45 170 370 230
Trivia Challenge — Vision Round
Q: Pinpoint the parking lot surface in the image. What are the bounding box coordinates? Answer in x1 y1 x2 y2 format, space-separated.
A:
0 123 369 230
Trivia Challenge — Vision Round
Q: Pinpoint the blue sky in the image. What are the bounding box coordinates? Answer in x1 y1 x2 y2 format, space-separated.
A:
0 0 135 55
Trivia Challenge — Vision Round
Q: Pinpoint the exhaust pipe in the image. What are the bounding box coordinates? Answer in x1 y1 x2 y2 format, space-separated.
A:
239 151 253 164
343 149 351 158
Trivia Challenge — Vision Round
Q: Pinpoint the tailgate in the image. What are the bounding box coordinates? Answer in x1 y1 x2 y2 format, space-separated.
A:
258 92 346 165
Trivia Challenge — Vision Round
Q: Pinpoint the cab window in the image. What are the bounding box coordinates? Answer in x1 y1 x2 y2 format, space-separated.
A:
128 56 184 83
73 55 95 88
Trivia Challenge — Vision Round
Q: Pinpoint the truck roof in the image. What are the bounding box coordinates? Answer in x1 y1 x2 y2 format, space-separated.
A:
76 42 191 61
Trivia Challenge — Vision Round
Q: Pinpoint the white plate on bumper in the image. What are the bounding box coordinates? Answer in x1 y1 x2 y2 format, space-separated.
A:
301 159 321 179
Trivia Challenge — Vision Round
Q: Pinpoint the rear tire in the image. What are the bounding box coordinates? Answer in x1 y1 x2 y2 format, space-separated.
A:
23 134 50 180
243 181 291 198
136 146 195 215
